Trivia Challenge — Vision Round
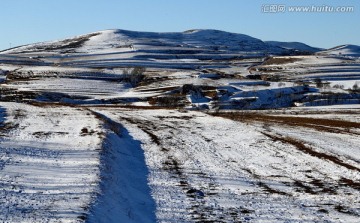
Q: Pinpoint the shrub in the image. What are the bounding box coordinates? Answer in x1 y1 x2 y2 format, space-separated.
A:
123 67 146 87
181 84 201 95
333 84 344 89
353 83 359 91
314 78 323 88
149 96 186 107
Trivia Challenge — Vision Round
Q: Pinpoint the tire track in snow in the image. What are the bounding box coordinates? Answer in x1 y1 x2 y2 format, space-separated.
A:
89 108 360 222
117 116 219 222
261 131 360 172
111 112 293 222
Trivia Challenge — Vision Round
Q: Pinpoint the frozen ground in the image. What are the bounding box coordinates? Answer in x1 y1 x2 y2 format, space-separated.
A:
0 29 359 222
0 102 102 222
89 107 360 222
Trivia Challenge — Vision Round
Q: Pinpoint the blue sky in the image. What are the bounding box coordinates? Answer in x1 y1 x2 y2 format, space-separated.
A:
1 0 359 50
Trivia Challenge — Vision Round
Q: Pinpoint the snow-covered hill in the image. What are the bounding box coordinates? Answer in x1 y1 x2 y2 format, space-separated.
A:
1 29 267 54
266 41 322 54
1 29 321 60
0 29 270 70
318 44 360 58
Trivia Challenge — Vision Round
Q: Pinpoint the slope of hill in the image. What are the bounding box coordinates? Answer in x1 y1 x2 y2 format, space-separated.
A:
0 29 273 70
1 29 268 54
318 44 360 57
266 41 322 54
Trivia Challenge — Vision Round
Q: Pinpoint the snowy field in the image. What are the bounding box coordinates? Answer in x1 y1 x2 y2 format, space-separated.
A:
87 108 360 222
0 102 102 222
0 29 359 222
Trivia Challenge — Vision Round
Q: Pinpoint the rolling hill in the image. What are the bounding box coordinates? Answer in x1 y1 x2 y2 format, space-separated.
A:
318 44 360 57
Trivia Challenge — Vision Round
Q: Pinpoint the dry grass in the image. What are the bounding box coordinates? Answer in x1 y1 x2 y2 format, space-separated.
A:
261 132 360 172
32 131 69 138
262 57 301 65
148 95 186 108
202 90 218 98
0 123 18 136
136 86 178 93
89 104 175 110
213 112 360 134
339 177 360 190
28 101 78 108
213 112 360 171
257 182 289 195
